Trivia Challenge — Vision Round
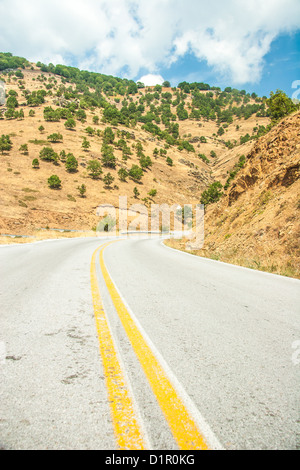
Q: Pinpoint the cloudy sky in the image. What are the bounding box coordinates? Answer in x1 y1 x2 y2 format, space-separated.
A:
0 0 299 96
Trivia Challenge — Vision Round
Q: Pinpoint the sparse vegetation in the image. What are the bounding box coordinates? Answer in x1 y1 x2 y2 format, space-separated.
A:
224 155 246 190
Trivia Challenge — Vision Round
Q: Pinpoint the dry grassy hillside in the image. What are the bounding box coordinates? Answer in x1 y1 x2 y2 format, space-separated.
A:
0 63 270 239
167 111 300 278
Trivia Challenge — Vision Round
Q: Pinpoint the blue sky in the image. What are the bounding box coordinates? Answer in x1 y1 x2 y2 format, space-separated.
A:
155 32 300 98
0 0 299 98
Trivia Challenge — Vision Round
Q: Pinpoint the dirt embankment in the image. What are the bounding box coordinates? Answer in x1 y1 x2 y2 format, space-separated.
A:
167 111 300 278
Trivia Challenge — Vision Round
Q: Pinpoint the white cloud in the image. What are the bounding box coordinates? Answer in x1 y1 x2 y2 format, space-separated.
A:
0 0 299 84
138 74 164 86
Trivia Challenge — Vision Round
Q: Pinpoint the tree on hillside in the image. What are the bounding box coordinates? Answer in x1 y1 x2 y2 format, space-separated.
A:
267 90 297 120
47 133 63 143
87 160 102 179
129 165 143 182
39 147 59 163
65 154 78 173
148 189 157 198
77 184 87 198
64 118 76 130
82 137 91 151
0 134 13 154
118 167 128 182
32 158 40 169
85 126 95 136
101 144 116 169
139 155 152 170
103 126 115 144
200 181 223 206
48 175 62 189
6 96 19 109
103 172 114 188
44 106 60 122
19 144 29 155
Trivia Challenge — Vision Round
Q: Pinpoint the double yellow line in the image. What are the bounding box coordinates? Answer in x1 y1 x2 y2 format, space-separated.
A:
91 241 211 450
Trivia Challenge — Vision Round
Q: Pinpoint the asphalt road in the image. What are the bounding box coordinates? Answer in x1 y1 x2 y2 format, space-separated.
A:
0 237 299 450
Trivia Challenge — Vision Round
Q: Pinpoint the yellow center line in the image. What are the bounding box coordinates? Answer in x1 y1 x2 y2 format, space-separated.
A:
99 241 210 450
90 242 147 450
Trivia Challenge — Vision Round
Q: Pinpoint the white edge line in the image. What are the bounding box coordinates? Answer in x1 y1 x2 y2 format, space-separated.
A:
160 239 300 283
103 245 225 451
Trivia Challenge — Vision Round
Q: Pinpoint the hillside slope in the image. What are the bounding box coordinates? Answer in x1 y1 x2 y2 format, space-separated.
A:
0 59 270 237
173 111 300 278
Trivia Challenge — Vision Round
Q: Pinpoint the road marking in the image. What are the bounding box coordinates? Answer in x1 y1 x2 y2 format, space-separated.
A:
99 242 213 450
91 243 147 450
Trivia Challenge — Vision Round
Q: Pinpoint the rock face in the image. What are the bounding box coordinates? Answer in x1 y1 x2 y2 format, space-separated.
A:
203 111 300 277
227 112 300 206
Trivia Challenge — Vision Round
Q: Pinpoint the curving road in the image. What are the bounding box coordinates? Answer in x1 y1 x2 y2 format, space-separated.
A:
0 237 299 450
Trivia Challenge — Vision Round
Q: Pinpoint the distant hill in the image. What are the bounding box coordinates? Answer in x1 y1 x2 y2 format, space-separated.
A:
0 55 271 229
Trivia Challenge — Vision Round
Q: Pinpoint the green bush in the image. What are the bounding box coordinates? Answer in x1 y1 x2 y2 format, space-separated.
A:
39 147 59 163
118 168 128 182
129 165 143 182
32 158 39 169
200 181 223 205
19 144 28 155
65 154 78 172
82 137 90 150
77 184 86 197
47 133 63 142
101 144 116 168
64 118 76 129
103 172 114 188
267 89 297 120
148 189 157 198
0 134 13 154
87 160 102 179
44 106 60 122
198 154 209 163
48 175 61 189
139 155 152 169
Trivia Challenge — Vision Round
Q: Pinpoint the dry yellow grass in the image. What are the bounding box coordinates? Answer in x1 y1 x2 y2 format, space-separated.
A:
164 237 300 279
